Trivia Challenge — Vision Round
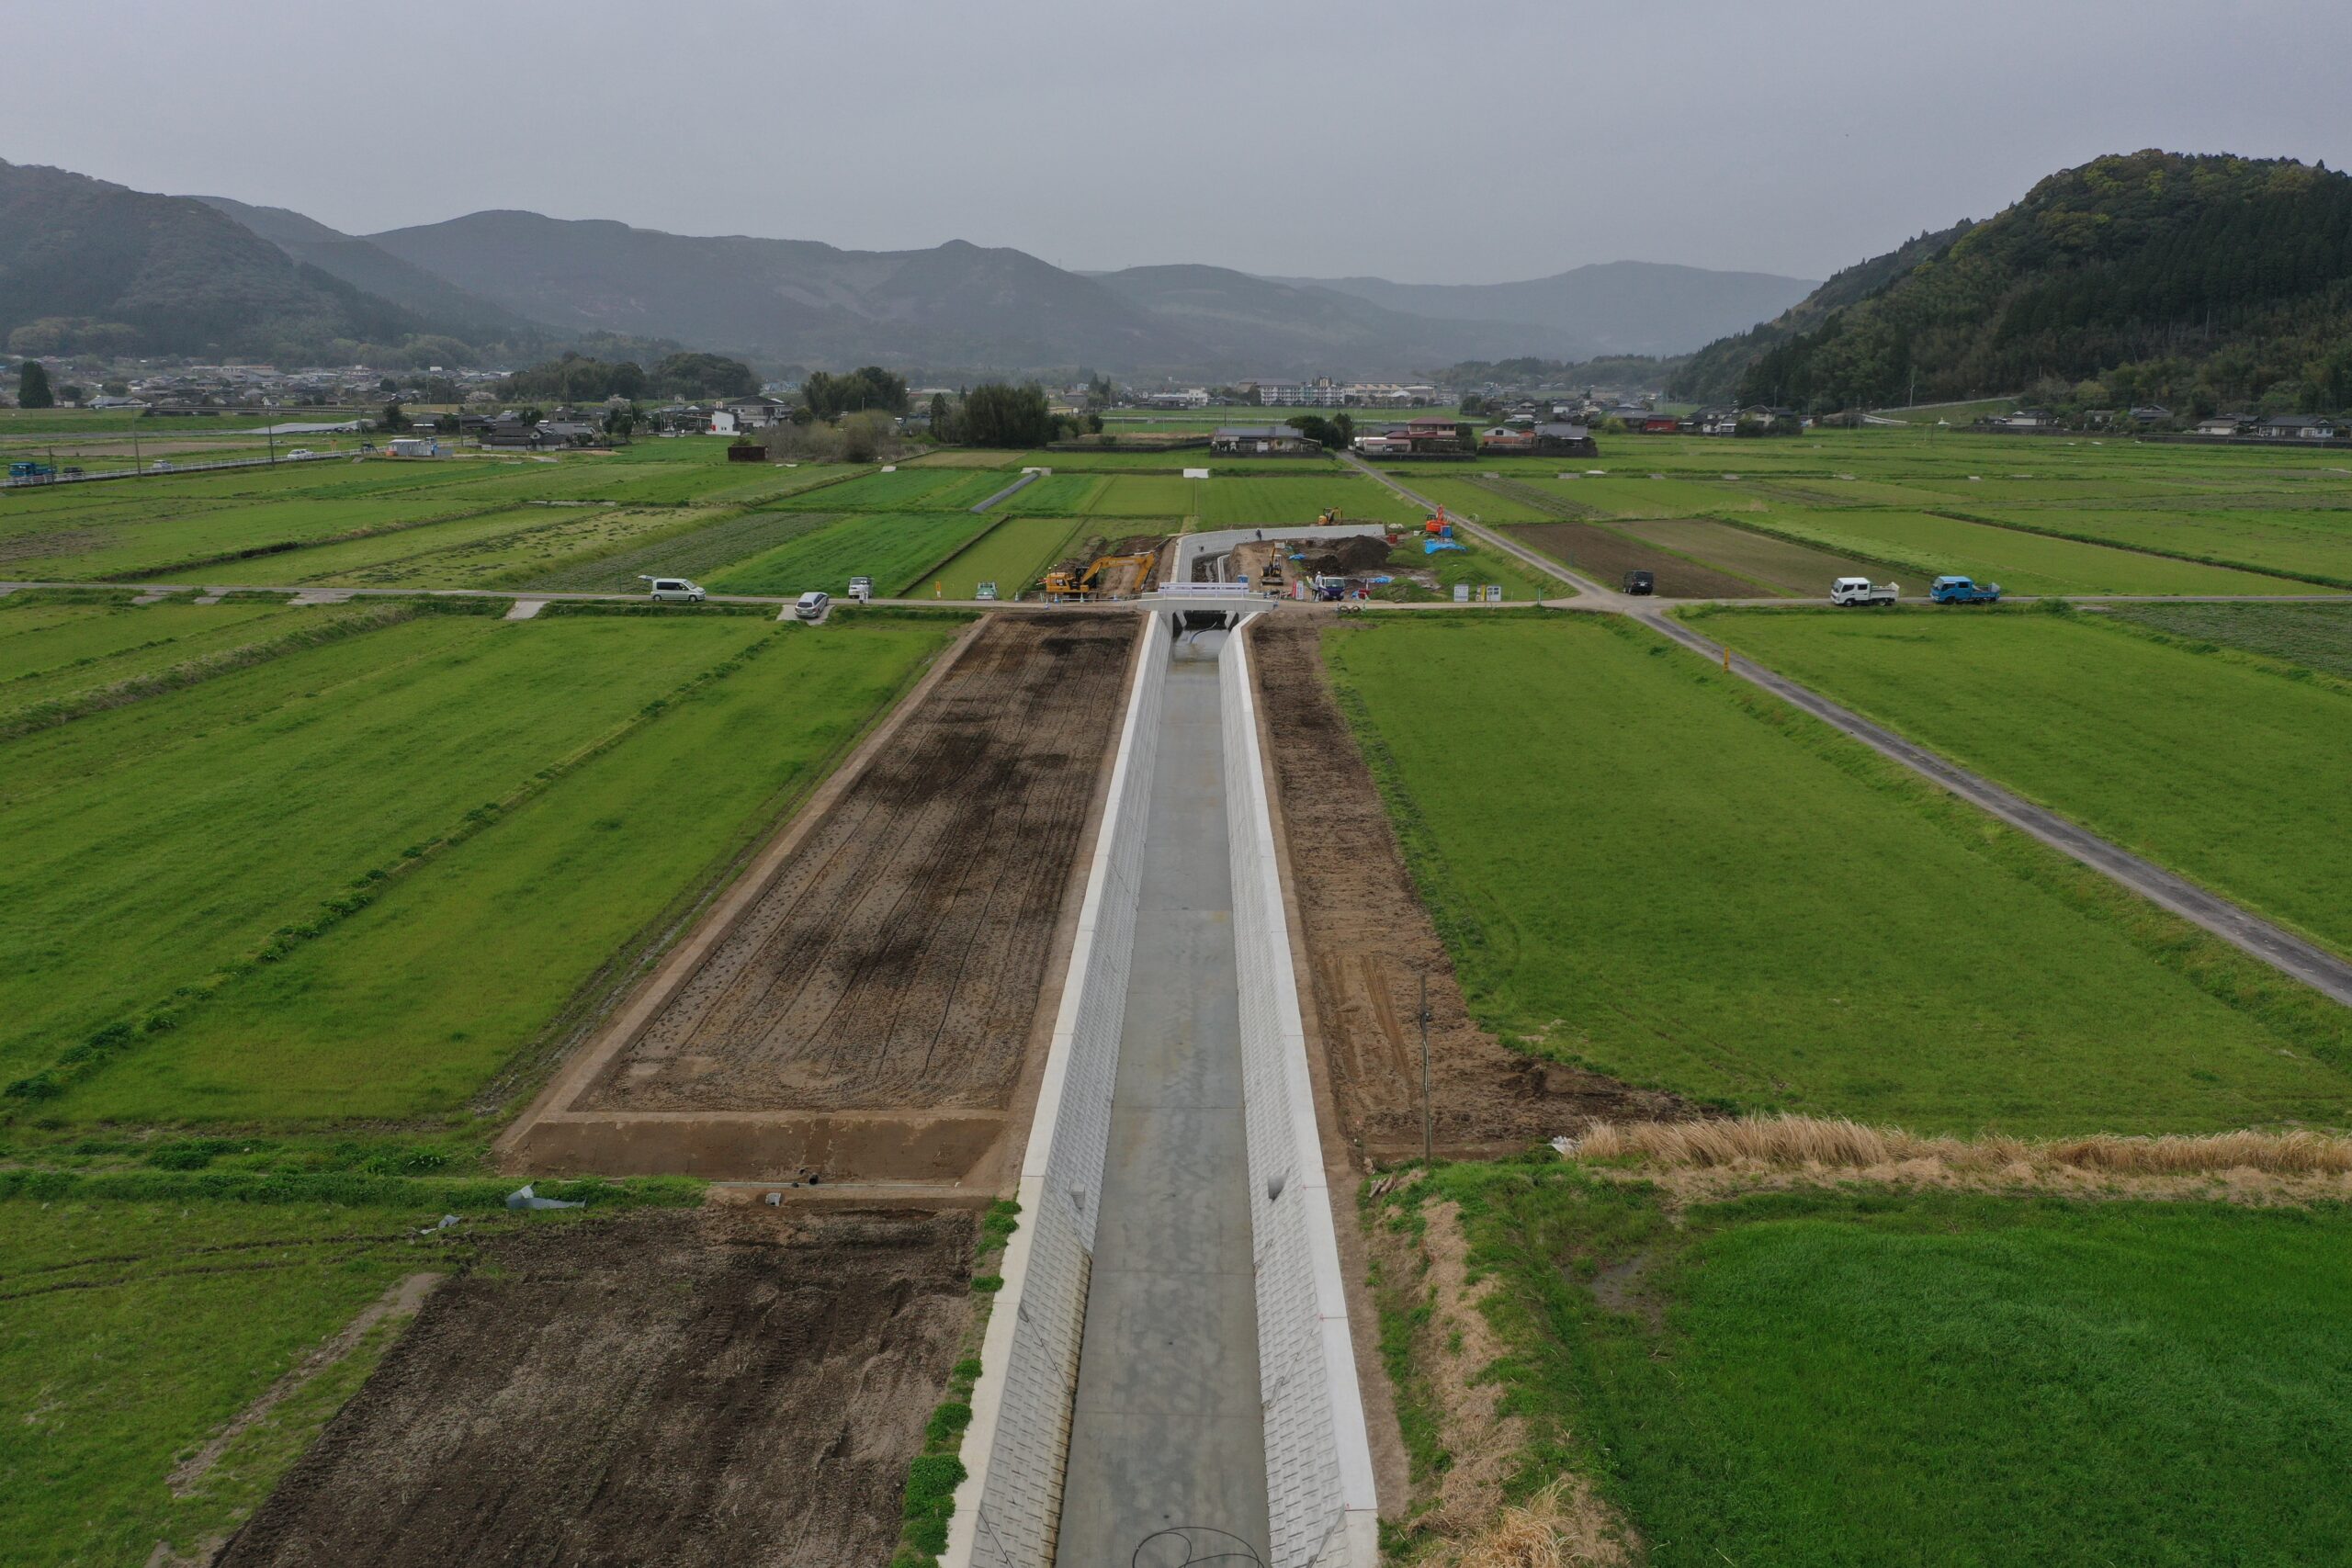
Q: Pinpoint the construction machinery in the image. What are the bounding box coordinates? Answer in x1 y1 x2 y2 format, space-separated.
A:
1043 548 1159 603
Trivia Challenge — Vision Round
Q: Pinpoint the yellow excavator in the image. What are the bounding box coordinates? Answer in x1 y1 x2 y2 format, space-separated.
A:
1043 548 1159 602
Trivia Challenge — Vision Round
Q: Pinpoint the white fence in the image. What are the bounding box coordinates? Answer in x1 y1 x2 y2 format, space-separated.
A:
948 612 1170 1568
1219 625 1380 1568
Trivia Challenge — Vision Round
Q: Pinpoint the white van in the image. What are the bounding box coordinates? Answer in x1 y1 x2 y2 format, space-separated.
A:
644 577 706 603
794 590 831 621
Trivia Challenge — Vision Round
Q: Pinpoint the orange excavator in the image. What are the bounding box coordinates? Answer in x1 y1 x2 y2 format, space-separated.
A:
1043 547 1159 602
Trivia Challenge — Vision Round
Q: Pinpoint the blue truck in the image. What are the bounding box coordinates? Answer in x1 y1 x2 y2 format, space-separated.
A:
1929 574 2002 604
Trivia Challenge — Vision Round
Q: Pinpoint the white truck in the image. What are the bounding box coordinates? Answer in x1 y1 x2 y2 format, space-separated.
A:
1830 576 1900 607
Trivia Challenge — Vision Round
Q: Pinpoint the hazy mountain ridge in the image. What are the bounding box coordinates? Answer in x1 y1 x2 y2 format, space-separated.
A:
0 159 430 360
1265 260 1817 358
192 195 537 335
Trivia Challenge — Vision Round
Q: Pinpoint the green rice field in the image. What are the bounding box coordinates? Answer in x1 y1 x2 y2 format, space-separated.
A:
926 515 1087 599
705 511 996 596
1323 613 2352 1134
1384 1166 2352 1568
1703 606 2352 956
0 607 955 1122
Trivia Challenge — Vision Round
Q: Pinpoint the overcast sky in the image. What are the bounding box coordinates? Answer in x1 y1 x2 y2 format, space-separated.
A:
6 0 2347 284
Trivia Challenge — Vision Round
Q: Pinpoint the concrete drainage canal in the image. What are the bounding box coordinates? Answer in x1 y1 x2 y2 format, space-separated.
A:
947 612 1378 1568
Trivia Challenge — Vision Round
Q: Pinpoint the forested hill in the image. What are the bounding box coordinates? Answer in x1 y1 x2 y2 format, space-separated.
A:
1668 221 1973 403
1687 152 2352 414
0 160 436 361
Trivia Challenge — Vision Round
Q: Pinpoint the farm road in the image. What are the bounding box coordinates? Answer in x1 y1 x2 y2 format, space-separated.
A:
1345 454 2352 1010
1640 607 2352 1008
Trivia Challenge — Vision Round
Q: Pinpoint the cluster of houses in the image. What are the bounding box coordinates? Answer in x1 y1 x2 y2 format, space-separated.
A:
1210 416 1597 458
1143 378 1446 411
1983 406 2343 442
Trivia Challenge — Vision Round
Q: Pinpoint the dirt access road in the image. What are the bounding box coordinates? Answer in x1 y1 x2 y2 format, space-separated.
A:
216 1208 971 1568
507 614 1139 1184
1249 617 1690 1162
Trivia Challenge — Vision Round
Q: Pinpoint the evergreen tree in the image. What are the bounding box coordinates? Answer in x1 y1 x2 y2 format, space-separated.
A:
17 361 52 409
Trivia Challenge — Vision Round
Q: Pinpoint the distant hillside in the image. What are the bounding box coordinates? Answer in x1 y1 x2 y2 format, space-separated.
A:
1088 265 1564 368
193 195 535 335
366 211 1187 373
1668 221 1974 402
1702 152 2352 413
1267 261 1816 358
0 159 432 360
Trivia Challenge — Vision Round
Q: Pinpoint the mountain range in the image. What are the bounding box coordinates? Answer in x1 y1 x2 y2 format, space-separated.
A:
0 156 1815 375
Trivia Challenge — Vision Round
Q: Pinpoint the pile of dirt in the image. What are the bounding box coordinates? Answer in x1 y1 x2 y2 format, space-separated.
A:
1292 534 1397 577
218 1208 973 1568
1250 617 1699 1162
583 615 1136 1114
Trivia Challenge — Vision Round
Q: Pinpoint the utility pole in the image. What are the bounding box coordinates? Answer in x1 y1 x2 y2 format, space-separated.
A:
1419 972 1433 1166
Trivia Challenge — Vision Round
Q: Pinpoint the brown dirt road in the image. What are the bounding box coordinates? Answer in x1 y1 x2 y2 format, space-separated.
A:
216 1208 972 1568
1249 617 1690 1163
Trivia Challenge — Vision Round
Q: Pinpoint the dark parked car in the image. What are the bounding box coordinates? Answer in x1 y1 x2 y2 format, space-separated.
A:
1623 570 1656 596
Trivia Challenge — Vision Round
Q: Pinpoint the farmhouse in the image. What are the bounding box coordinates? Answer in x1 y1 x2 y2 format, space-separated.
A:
1476 425 1536 454
1211 423 1323 456
718 395 790 429
2254 413 2340 440
2195 414 2252 436
1531 421 1598 457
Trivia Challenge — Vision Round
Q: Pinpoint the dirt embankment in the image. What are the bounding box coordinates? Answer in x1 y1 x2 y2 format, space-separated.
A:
217 1208 972 1568
1250 617 1692 1162
583 615 1135 1114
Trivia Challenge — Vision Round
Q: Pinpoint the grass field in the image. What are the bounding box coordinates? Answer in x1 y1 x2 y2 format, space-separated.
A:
0 610 955 1123
767 467 993 513
1733 508 2316 594
2105 599 2352 678
1197 475 1419 526
0 1197 447 1565
1705 607 2352 956
704 511 997 596
1384 1165 2352 1568
505 510 839 592
1084 475 1201 517
0 598 333 722
925 514 1085 599
1323 614 2351 1134
1955 504 2352 584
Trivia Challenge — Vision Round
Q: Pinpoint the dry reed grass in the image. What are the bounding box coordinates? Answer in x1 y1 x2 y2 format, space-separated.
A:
1558 1114 2352 1177
1442 1477 1629 1568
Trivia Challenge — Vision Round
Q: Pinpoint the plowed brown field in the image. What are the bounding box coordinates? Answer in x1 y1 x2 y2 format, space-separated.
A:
582 615 1136 1113
1510 519 1776 597
216 1208 971 1568
1250 616 1692 1162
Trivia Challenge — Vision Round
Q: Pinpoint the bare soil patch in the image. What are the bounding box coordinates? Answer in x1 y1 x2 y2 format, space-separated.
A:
1611 517 1895 596
217 1207 972 1568
1250 617 1691 1162
1510 520 1776 598
583 615 1134 1114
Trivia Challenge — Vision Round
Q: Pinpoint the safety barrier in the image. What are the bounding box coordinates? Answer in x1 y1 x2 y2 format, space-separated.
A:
947 611 1170 1568
1218 624 1381 1567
